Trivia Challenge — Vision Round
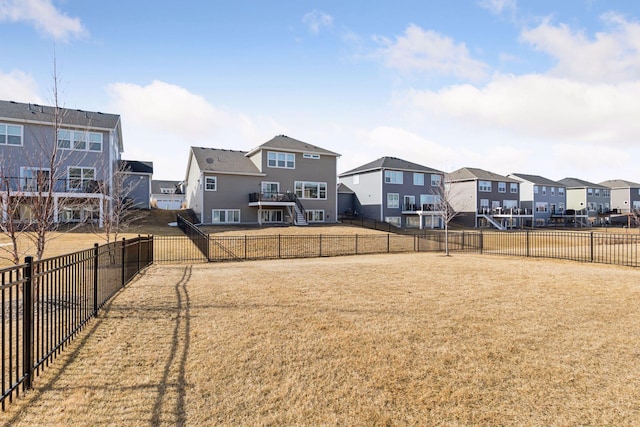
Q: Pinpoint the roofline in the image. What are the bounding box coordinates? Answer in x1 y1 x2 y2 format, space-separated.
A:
0 115 119 132
245 146 340 157
340 166 443 177
202 171 267 177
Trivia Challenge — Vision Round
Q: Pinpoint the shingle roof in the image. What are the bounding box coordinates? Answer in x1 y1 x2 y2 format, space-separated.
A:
247 135 340 157
447 167 519 183
599 179 640 189
0 99 121 130
509 173 563 187
339 156 443 176
120 160 153 174
190 147 263 175
151 180 183 194
557 177 608 189
337 182 355 194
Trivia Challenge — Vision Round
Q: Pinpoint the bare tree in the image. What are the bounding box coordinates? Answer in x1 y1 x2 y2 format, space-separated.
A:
0 157 29 264
433 181 463 256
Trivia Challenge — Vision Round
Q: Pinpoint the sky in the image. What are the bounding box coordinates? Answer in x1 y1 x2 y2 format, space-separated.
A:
2 0 640 183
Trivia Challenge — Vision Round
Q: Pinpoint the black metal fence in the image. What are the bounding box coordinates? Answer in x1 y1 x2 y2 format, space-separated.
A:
1 235 153 409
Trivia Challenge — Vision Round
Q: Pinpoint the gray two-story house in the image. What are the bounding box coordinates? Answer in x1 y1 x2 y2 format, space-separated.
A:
557 178 610 225
0 99 128 226
600 179 640 226
508 173 567 227
338 157 445 229
447 167 529 229
184 135 340 225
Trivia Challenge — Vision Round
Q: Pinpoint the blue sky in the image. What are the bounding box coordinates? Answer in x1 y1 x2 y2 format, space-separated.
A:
2 0 640 182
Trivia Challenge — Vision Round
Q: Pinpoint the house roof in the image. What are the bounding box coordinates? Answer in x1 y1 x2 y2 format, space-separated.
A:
557 177 608 189
190 147 263 175
0 99 121 130
509 173 563 187
120 160 153 174
246 135 340 157
151 180 183 194
599 179 640 189
337 182 355 194
447 167 519 183
339 156 443 177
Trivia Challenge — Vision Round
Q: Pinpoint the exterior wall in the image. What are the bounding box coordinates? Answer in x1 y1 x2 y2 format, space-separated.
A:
339 170 382 219
448 180 477 214
184 153 204 221
337 192 354 216
531 185 566 224
381 170 444 227
610 187 640 213
202 173 261 224
123 174 151 209
565 189 586 212
585 189 610 218
252 149 338 223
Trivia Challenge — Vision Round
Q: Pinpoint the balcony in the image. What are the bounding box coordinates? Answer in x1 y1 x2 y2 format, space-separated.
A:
402 203 441 213
2 177 102 194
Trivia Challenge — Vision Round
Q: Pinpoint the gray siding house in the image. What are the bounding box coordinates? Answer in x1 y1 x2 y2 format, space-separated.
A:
447 167 529 229
120 160 153 209
557 178 610 225
151 180 185 210
508 173 567 227
184 135 340 225
338 157 445 229
600 179 640 226
0 99 125 226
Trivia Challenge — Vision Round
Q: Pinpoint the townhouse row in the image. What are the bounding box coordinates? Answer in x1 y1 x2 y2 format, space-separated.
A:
2 99 638 230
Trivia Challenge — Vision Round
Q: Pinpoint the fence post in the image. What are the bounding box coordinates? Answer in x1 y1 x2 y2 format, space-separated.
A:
319 235 322 257
278 234 281 258
387 234 390 253
355 234 358 255
480 230 483 254
526 230 530 258
137 235 141 273
121 237 126 287
23 256 34 391
93 244 99 317
590 232 594 263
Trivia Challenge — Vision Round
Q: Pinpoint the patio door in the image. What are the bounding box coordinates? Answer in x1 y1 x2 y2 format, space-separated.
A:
261 182 279 199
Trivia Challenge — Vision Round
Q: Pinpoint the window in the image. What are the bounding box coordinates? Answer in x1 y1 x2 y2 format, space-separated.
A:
603 189 610 197
305 210 325 222
498 182 506 193
303 153 320 159
479 181 491 192
431 174 442 186
267 151 295 169
384 170 403 184
21 167 50 191
534 186 539 194
594 189 600 197
261 210 283 222
160 188 175 194
58 130 102 151
0 123 23 145
295 181 327 199
535 202 548 213
413 173 424 186
212 209 240 223
261 182 279 198
558 187 565 196
587 188 593 196
541 186 546 195
387 193 399 208
403 195 416 211
205 176 217 191
68 167 95 191
385 217 401 227
406 217 420 228
353 174 359 185
587 202 596 211
510 183 518 193
551 187 555 196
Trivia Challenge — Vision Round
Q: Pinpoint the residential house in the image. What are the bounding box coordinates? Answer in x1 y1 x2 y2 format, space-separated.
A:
338 157 445 229
184 135 339 225
600 179 640 226
151 180 185 210
508 173 567 227
0 99 125 226
120 160 153 209
557 178 610 225
446 167 529 229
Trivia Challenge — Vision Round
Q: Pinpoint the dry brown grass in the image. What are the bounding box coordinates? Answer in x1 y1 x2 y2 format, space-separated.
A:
2 253 640 426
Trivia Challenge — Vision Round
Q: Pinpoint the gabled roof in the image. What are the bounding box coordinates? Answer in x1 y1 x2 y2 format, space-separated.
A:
339 156 443 177
246 135 340 157
337 182 355 194
447 167 519 183
151 180 183 194
0 99 121 130
509 173 563 187
599 179 640 189
557 177 608 189
120 160 153 174
189 147 263 175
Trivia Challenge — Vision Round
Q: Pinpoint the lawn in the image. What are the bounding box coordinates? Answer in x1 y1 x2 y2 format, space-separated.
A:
2 253 640 426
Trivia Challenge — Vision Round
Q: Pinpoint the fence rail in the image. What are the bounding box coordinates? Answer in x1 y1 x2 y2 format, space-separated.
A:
1 235 153 409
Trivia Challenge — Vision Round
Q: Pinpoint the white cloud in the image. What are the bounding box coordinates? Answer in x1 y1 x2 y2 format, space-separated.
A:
552 143 629 175
0 69 41 102
403 73 640 145
302 9 333 35
106 80 285 180
478 0 517 15
0 0 87 40
374 24 490 81
521 13 640 83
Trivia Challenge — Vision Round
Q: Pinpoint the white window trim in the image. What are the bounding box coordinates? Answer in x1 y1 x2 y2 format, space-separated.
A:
57 129 103 152
498 182 507 193
413 173 424 186
67 166 96 191
384 170 403 184
479 181 492 192
295 181 327 200
267 151 295 169
431 174 442 186
212 209 240 223
305 210 325 222
303 153 320 159
0 123 23 146
205 176 217 191
387 193 399 208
